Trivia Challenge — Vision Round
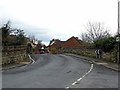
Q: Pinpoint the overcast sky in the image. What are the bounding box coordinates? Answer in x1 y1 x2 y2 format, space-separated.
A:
0 0 119 45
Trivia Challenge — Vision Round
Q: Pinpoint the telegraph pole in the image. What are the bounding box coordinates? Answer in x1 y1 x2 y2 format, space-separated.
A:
117 0 120 64
118 0 120 35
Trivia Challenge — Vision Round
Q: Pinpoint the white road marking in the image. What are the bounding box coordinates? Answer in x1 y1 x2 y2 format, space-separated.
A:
28 54 35 64
72 81 77 85
65 64 94 89
65 87 70 89
1 55 35 72
77 78 82 81
97 63 107 65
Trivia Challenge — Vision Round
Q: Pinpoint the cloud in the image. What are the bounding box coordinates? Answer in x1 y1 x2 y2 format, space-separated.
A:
0 0 118 45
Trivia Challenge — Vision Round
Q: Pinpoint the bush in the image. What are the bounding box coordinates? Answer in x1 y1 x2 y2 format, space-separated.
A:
94 37 116 52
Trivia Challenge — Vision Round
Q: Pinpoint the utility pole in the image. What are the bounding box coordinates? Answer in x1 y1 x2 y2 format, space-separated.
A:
118 0 120 35
117 0 120 64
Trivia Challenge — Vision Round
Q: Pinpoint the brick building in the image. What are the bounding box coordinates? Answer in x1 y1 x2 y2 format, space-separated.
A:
62 36 83 48
48 36 83 53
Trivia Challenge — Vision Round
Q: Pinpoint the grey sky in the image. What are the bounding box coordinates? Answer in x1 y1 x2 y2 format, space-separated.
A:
0 0 119 45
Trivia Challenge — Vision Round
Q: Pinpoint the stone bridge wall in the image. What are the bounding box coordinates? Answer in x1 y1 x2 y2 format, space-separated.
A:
58 48 96 58
1 45 28 66
58 47 117 63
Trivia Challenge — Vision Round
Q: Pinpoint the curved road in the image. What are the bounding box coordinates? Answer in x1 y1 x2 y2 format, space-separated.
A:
2 54 118 88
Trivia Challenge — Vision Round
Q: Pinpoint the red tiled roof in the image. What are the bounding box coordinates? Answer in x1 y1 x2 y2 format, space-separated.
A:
49 36 83 49
62 36 82 48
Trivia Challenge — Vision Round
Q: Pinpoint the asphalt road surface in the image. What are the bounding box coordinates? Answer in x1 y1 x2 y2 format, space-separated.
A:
2 54 118 88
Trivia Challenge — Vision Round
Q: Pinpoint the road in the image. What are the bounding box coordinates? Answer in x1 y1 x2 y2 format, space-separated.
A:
2 54 118 88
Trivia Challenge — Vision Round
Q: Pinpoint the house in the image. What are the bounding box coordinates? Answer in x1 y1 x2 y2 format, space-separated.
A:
48 36 83 53
49 39 64 49
48 39 64 53
62 36 83 48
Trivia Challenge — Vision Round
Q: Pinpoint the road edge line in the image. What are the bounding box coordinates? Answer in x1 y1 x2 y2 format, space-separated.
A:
65 64 94 89
64 53 119 72
28 54 35 64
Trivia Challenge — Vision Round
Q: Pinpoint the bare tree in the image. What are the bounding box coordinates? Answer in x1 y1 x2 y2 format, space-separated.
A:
81 22 110 43
28 34 37 43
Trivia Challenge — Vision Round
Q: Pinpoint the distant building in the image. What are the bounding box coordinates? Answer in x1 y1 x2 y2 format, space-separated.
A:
48 36 84 53
62 36 83 48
